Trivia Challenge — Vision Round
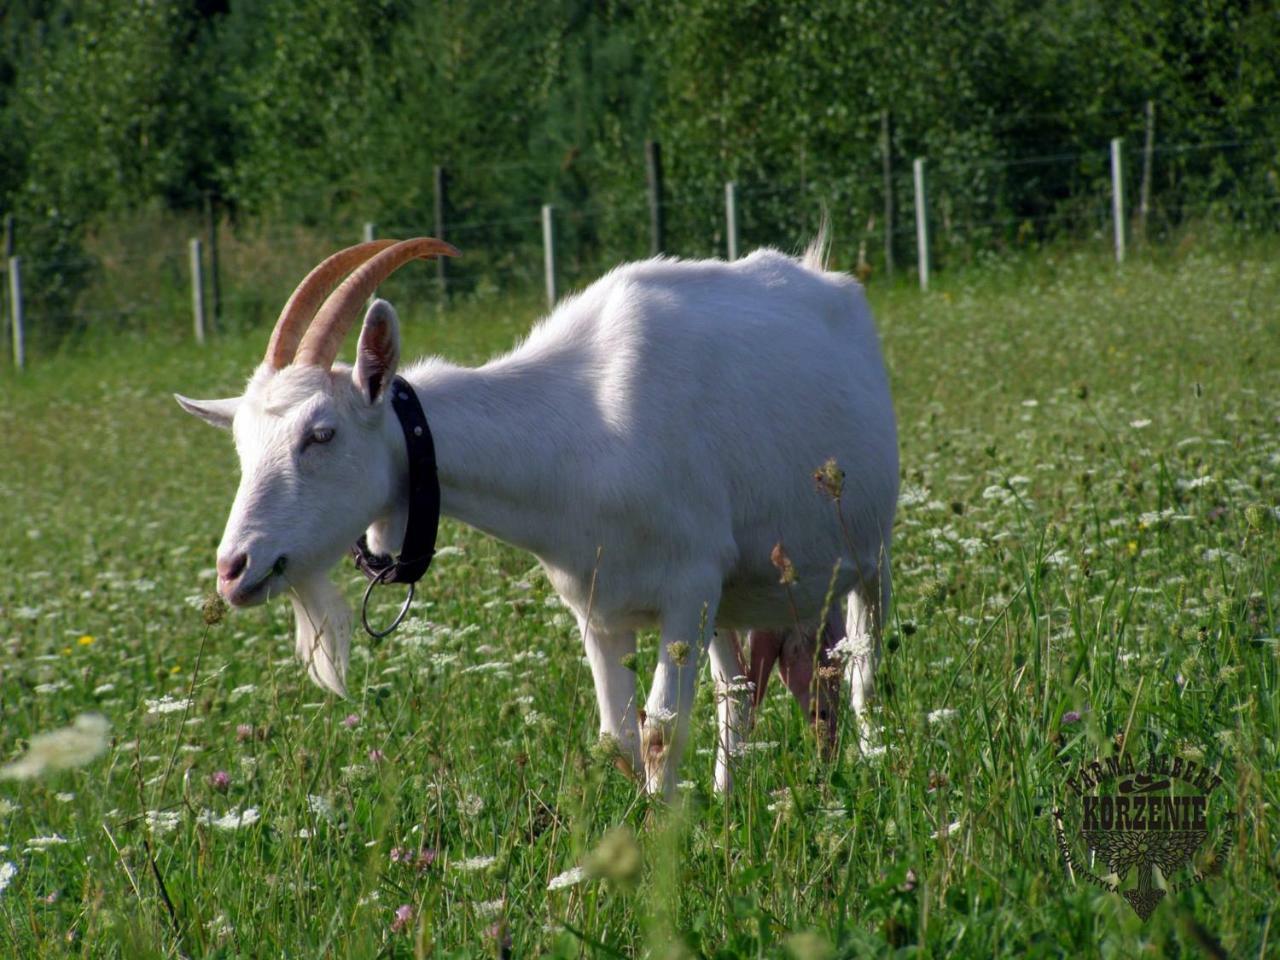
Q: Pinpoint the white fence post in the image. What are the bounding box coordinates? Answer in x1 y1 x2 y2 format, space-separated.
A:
8 255 23 370
361 223 379 306
541 204 556 310
190 238 206 346
724 181 738 261
913 157 929 291
1111 137 1125 263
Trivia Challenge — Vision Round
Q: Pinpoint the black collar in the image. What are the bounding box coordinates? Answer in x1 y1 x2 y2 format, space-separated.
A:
351 375 441 637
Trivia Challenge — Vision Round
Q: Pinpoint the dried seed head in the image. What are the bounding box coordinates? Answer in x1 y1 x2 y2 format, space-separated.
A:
585 825 642 885
666 641 690 667
784 930 835 960
589 735 620 766
771 542 797 585
202 593 227 626
812 457 845 500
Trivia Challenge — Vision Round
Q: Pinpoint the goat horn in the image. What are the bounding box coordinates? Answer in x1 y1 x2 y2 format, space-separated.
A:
295 237 459 369
264 239 400 369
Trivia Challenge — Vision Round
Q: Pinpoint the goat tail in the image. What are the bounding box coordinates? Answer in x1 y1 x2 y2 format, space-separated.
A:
802 208 832 272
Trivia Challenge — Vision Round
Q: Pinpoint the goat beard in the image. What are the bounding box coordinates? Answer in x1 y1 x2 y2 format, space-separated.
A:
288 571 351 697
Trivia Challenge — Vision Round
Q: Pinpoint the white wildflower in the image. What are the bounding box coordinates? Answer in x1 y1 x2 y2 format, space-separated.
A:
306 795 334 821
547 866 589 891
723 675 756 694
927 708 958 724
146 810 182 835
474 899 505 917
730 741 778 756
829 634 871 662
457 794 484 817
897 485 930 507
460 661 511 675
25 834 70 851
145 695 192 715
451 855 496 872
0 861 15 895
1130 419 1152 429
197 807 259 831
230 684 257 699
0 800 17 817
1 713 111 780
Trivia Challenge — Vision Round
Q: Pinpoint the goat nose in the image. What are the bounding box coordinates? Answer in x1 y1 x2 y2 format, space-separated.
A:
217 552 248 583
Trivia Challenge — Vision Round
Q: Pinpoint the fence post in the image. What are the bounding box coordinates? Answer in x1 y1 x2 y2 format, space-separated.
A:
433 165 448 303
9 256 24 370
190 238 206 345
541 204 556 310
724 181 738 261
881 110 895 277
1111 137 1125 263
360 223 379 307
645 139 665 256
1139 101 1155 241
913 157 929 291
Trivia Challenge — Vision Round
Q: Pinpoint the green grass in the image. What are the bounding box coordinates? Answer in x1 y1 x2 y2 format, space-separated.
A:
1 234 1278 957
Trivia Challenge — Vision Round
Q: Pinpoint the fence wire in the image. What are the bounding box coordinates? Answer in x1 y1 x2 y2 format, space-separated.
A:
3 135 1277 363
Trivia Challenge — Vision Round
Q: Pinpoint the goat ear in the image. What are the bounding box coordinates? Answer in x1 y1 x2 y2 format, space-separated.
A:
353 299 400 404
174 394 239 429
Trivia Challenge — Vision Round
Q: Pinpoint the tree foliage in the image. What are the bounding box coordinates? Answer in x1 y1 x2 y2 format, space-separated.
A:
0 0 1276 317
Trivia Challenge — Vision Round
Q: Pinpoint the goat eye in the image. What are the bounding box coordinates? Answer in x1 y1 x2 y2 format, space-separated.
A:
306 427 335 447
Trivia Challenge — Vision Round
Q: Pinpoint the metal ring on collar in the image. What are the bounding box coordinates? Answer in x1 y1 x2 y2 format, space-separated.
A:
360 564 415 641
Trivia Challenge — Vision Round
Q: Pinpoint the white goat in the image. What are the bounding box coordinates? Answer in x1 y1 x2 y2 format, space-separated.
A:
177 235 898 795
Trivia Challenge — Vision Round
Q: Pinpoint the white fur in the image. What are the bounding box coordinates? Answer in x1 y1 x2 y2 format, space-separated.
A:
179 243 898 795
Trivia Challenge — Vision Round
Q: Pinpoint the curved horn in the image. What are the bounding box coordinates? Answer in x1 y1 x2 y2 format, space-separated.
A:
264 239 400 369
295 237 459 369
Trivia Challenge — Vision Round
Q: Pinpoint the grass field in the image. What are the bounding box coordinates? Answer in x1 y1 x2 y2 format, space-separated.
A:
1 233 1278 957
